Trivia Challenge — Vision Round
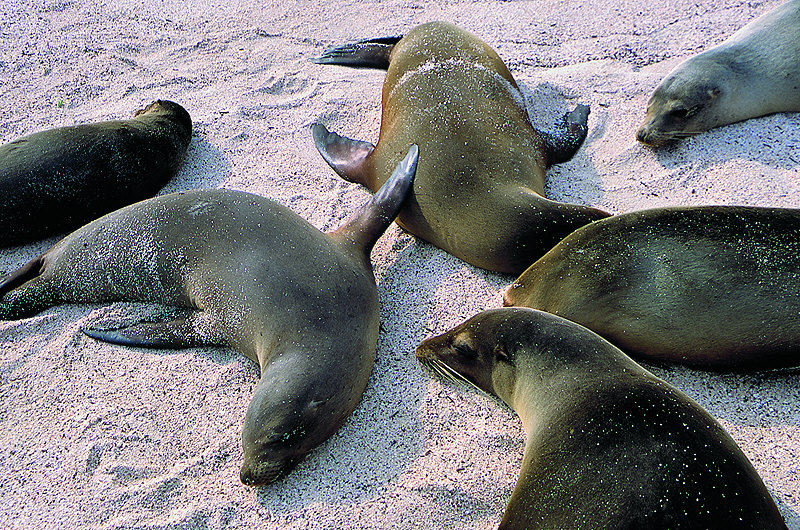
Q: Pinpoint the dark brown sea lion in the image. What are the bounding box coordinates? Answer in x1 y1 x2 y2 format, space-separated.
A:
637 0 800 146
0 100 192 246
0 146 418 486
312 21 609 274
504 205 800 370
416 308 788 529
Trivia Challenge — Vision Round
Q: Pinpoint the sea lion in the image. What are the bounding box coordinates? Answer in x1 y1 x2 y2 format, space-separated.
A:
312 21 609 275
637 0 800 146
416 308 788 529
0 100 192 246
0 145 418 486
503 205 800 370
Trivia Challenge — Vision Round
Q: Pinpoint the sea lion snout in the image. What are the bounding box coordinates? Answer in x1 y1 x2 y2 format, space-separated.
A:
501 284 522 307
239 456 298 486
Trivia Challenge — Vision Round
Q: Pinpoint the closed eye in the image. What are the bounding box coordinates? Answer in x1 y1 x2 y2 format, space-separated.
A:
669 108 689 119
452 343 477 358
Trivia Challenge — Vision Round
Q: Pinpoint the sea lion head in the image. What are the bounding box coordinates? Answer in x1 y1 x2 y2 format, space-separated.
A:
415 309 527 400
239 374 337 486
636 59 735 146
416 308 616 404
133 100 193 143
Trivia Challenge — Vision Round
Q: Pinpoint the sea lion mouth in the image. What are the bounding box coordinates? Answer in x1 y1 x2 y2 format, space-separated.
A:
637 125 702 146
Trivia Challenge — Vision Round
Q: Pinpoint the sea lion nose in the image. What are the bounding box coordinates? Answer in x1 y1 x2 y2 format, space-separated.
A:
502 286 518 306
636 128 648 143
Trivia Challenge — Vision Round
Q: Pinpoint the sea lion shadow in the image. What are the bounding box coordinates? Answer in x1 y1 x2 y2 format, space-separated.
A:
651 114 800 172
518 81 607 207
157 136 233 195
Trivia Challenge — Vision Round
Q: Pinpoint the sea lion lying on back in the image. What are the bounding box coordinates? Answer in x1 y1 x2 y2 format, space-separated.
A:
637 0 800 146
504 205 800 370
0 146 418 486
0 100 192 246
416 308 788 529
312 21 609 274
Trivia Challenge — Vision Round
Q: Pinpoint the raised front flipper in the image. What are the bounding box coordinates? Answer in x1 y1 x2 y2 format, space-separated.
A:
82 311 224 349
312 123 375 187
311 36 402 69
537 104 591 166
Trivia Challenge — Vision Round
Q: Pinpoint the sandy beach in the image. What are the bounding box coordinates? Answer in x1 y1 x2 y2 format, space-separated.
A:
1 0 798 528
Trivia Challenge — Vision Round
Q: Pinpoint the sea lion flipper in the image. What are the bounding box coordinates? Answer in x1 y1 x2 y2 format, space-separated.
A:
0 254 46 299
537 104 591 166
82 314 221 349
312 123 375 186
0 254 58 320
333 144 418 253
311 36 402 69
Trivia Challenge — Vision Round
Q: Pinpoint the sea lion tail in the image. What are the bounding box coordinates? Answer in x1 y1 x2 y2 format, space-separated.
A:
332 144 418 255
311 36 402 69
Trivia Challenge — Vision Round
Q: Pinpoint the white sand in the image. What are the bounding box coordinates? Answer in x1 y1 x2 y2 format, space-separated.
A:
1 0 798 528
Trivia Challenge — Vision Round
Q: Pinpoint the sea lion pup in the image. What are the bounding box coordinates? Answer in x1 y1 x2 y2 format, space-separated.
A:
0 100 192 247
312 21 609 274
416 308 788 530
637 0 800 146
504 205 800 370
0 146 418 486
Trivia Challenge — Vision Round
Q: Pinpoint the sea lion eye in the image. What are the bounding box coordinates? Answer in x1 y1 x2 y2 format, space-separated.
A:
452 342 476 358
669 108 690 120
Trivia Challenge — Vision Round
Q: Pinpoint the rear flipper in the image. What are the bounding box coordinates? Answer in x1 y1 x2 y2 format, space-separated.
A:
333 144 418 254
82 311 224 349
312 123 375 187
311 36 402 69
538 104 591 166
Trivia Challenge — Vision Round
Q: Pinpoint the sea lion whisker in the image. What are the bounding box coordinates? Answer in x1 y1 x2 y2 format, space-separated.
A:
434 359 483 393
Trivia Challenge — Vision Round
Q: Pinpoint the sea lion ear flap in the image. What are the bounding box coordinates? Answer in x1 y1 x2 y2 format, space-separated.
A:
311 123 375 187
494 345 511 363
708 87 722 99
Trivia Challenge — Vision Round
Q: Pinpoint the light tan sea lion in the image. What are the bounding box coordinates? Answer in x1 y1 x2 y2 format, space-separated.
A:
504 205 800 370
312 21 609 274
416 308 788 529
637 0 800 146
0 100 192 246
0 146 418 486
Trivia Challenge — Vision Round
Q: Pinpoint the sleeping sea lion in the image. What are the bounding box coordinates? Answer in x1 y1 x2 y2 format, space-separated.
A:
312 21 609 274
416 308 788 529
0 146 418 486
637 0 800 146
0 100 192 246
504 205 800 370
